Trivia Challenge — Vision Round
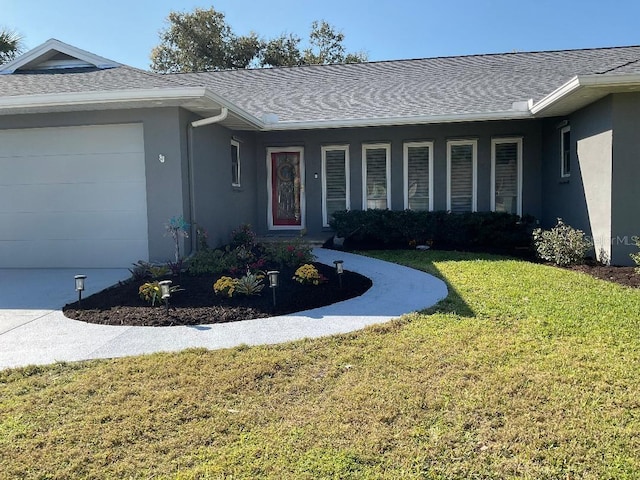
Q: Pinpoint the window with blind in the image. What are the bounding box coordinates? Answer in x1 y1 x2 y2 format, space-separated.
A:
492 138 522 216
447 140 477 213
322 145 350 227
231 139 240 187
404 142 433 211
362 143 391 210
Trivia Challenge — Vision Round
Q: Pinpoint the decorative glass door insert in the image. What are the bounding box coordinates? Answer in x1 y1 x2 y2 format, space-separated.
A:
270 150 303 227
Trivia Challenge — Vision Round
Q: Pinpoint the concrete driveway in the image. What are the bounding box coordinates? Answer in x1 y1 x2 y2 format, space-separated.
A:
0 250 448 370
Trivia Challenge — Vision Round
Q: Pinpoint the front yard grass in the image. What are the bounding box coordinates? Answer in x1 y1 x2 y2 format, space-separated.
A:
1 250 639 479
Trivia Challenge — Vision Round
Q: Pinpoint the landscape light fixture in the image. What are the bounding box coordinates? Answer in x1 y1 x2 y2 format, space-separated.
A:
74 275 87 307
158 280 173 313
267 270 279 308
334 260 344 288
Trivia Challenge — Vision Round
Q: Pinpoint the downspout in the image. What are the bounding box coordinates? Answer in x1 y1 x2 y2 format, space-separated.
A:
191 107 228 128
187 107 230 252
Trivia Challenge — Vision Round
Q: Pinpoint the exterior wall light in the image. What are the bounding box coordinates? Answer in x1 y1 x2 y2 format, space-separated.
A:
158 280 173 313
267 270 279 307
334 260 344 288
74 275 87 307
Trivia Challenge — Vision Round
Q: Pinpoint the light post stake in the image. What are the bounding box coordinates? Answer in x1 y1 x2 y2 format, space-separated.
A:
74 275 87 308
333 260 344 289
158 280 172 313
267 271 279 308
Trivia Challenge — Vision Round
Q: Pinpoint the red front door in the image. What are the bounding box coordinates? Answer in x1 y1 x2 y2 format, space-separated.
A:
270 151 302 227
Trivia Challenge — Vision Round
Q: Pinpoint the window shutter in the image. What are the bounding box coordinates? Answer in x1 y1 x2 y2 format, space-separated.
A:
407 145 430 210
494 142 518 214
450 144 473 213
366 147 388 209
324 149 347 222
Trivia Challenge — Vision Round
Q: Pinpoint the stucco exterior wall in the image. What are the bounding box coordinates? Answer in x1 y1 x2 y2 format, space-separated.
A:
187 115 258 249
541 97 614 261
254 120 542 237
611 93 640 266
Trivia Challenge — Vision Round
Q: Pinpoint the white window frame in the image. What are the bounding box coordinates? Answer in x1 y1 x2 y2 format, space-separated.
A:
231 139 241 187
362 143 391 210
491 137 523 216
446 139 477 212
321 145 350 227
403 141 434 211
560 125 571 178
266 146 306 230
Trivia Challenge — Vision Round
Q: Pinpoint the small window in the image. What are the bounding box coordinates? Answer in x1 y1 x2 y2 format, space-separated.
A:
362 143 391 210
322 145 350 227
231 139 240 187
491 138 522 216
447 140 477 213
561 126 571 178
404 141 433 211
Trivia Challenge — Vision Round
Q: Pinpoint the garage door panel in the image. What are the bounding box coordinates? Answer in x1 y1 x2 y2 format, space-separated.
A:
0 152 146 185
0 182 147 213
0 210 148 241
0 124 144 158
0 123 149 268
0 238 149 268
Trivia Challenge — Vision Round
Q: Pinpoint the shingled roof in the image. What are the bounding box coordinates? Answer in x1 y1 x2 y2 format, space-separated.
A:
2 41 640 129
172 46 640 123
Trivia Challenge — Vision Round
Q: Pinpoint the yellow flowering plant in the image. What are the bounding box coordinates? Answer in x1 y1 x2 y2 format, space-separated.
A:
293 264 327 286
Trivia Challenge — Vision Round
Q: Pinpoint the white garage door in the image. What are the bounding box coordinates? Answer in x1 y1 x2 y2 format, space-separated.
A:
0 123 149 268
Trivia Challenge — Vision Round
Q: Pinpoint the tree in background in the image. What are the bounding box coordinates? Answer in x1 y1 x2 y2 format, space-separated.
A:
150 7 367 73
0 28 24 64
150 8 261 73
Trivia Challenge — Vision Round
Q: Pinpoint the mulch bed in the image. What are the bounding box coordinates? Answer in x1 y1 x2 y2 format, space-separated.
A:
562 262 640 289
63 263 372 327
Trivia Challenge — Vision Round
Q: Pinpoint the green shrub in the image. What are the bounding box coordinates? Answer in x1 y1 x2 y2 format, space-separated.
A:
630 237 640 273
533 218 592 266
329 210 535 252
187 248 239 275
263 237 314 269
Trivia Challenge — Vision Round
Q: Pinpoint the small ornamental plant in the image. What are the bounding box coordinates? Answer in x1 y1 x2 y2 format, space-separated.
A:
234 272 265 296
213 276 236 298
293 264 327 285
139 281 183 306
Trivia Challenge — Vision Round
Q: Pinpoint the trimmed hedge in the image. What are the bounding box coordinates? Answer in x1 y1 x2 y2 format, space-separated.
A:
329 210 536 253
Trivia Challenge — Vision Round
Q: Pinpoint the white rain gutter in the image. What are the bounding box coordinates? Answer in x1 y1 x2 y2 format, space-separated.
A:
191 106 228 128
530 73 640 115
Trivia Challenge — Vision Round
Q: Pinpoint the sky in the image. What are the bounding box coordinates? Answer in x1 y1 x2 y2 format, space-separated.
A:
3 0 640 70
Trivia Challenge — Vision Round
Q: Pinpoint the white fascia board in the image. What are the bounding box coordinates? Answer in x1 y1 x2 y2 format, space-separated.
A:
0 87 208 109
529 76 582 115
0 38 120 74
261 109 533 131
530 73 640 115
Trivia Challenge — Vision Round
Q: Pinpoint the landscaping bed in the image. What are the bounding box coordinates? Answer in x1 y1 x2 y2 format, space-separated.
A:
563 262 640 288
63 262 372 327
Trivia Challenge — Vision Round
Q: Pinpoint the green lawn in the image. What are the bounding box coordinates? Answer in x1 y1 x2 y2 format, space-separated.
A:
1 251 639 479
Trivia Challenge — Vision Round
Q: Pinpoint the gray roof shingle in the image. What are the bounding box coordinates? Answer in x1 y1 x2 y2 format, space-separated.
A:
171 46 640 122
2 45 640 123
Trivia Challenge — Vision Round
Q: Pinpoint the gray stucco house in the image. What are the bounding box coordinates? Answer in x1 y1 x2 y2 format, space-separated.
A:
1 39 639 267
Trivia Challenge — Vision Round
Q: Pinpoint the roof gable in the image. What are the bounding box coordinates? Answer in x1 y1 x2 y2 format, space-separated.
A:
0 38 120 74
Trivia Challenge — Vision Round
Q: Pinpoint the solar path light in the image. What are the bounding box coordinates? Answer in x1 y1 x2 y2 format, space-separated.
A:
267 270 279 308
74 275 87 308
333 260 344 288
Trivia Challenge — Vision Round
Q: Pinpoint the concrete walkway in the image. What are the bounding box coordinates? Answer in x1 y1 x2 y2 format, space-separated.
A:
0 249 448 370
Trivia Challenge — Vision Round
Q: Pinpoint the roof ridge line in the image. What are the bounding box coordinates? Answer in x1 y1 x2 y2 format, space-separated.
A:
596 57 640 75
163 44 640 76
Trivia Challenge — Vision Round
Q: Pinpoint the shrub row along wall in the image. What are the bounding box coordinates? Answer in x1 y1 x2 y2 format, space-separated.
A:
329 210 536 252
